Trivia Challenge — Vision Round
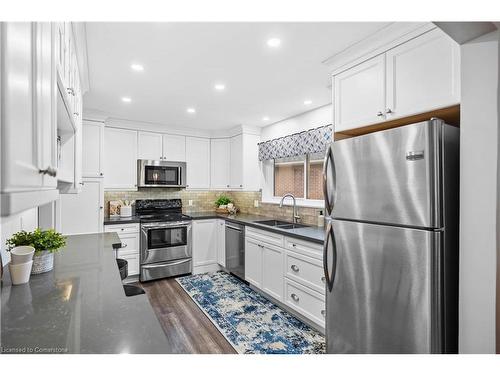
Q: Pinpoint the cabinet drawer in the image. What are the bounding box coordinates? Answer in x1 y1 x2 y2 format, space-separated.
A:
284 236 323 260
104 223 139 235
285 278 325 327
285 251 325 293
246 226 284 247
116 234 139 255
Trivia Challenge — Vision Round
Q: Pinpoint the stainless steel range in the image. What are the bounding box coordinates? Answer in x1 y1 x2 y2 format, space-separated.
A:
136 199 192 282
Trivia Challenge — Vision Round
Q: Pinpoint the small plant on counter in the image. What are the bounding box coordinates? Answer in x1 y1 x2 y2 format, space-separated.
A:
215 195 232 207
6 228 66 274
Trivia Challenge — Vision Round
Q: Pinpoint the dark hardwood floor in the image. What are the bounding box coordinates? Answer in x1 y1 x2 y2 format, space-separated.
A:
139 277 237 354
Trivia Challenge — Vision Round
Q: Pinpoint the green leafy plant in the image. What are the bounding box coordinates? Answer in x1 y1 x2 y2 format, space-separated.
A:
215 195 232 207
6 228 66 254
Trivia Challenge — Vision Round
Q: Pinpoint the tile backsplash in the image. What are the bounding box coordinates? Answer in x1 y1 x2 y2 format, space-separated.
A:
104 189 324 226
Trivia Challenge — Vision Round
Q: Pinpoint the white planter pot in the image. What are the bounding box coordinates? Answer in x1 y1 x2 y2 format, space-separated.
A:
31 251 54 274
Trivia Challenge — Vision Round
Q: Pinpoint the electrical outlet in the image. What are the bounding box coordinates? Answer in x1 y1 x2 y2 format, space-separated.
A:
254 200 259 208
188 200 193 206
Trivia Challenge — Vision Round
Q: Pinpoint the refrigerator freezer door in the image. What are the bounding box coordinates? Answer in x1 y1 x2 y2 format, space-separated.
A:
332 120 442 228
326 219 442 353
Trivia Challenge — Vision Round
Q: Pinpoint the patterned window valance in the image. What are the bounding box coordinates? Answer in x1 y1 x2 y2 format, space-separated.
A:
258 124 333 161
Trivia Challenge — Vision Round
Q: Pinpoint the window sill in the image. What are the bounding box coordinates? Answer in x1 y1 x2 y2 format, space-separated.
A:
261 197 325 209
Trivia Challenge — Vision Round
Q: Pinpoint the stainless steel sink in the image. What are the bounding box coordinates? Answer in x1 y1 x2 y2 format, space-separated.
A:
254 220 309 230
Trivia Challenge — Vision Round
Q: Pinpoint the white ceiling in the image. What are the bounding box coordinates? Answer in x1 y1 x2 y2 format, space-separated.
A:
84 22 390 130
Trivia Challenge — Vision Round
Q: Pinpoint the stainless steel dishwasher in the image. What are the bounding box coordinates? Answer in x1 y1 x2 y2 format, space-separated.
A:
225 222 245 280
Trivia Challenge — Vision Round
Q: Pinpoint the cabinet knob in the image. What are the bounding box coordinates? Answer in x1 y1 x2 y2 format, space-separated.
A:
227 185 229 188
100 173 103 176
291 243 296 247
239 184 242 187
321 310 326 317
385 108 393 114
99 206 103 210
291 293 299 302
73 112 79 116
79 182 84 185
321 276 326 283
257 244 264 248
376 111 384 117
39 166 57 177
290 264 299 272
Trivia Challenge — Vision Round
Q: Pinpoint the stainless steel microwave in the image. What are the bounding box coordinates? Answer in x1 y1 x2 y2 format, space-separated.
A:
137 159 187 188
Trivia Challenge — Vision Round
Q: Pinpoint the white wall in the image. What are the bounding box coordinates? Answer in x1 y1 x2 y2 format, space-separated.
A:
260 104 332 142
459 30 500 354
0 208 38 265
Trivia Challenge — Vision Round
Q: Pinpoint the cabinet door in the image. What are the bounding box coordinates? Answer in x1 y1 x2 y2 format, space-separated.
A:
210 138 230 189
217 220 226 267
103 128 138 190
192 220 217 267
36 22 58 189
385 29 460 120
262 244 284 301
229 135 243 189
185 137 210 189
244 238 263 288
138 131 162 160
334 54 386 132
163 134 186 162
59 178 103 235
82 121 104 177
0 23 44 192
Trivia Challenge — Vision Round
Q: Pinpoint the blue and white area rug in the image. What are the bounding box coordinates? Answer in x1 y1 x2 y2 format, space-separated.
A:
176 272 325 354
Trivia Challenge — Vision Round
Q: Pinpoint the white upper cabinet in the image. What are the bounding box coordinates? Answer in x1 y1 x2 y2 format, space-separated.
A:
185 137 210 189
1 22 59 216
229 134 243 189
385 28 460 121
103 127 138 190
334 54 386 132
333 28 461 133
137 131 162 160
82 121 104 178
210 138 230 189
163 134 186 162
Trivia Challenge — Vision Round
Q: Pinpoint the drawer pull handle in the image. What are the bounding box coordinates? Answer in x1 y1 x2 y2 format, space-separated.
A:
291 293 299 302
321 310 326 317
258 244 264 248
321 276 326 283
290 265 299 272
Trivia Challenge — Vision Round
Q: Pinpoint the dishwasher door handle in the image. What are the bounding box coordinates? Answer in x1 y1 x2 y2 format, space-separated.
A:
226 225 243 232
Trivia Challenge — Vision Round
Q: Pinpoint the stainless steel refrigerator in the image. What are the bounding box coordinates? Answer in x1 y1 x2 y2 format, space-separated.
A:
322 119 459 354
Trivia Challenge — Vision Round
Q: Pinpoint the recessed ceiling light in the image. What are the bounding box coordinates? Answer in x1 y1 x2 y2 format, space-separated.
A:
262 116 270 121
214 83 225 91
121 97 132 103
130 64 144 72
304 100 312 105
267 38 281 48
187 108 196 114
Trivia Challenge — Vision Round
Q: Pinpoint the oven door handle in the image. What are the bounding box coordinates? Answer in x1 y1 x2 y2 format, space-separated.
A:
141 258 191 269
141 221 192 229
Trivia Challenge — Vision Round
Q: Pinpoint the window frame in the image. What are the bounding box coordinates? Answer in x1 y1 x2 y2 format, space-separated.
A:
261 153 325 209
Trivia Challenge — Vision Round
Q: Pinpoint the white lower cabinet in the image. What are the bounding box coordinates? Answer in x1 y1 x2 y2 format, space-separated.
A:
216 219 226 267
262 244 284 301
245 226 325 328
192 219 219 274
285 278 326 327
104 223 140 277
244 237 264 288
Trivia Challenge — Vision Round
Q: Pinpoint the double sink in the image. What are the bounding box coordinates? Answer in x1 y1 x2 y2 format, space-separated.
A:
253 219 309 230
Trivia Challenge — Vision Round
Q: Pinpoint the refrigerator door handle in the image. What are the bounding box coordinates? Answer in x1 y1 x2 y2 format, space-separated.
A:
323 220 337 292
323 144 336 216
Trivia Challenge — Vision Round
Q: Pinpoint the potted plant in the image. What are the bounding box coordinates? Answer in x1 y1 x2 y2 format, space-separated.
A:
6 228 66 274
215 195 232 208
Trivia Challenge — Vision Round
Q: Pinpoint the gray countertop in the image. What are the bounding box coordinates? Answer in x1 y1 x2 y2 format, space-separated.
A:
189 212 325 244
0 233 169 354
104 212 325 244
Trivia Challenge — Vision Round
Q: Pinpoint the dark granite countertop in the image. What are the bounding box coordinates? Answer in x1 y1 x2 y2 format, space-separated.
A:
103 212 325 244
188 212 325 244
0 233 169 354
104 215 141 225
